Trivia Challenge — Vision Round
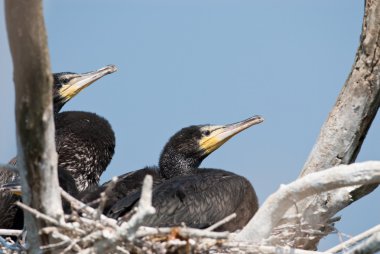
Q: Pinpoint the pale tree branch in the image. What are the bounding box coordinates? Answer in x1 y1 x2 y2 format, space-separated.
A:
119 174 156 240
327 224 380 253
268 0 380 249
7 169 380 253
95 176 118 220
0 229 22 236
135 226 230 239
5 0 63 252
205 213 237 231
347 231 380 254
220 244 331 254
235 161 380 242
79 175 155 253
60 188 117 227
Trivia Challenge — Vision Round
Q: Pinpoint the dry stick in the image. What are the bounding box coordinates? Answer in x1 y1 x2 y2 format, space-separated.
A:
16 201 61 227
5 0 64 252
115 246 130 253
119 175 156 240
284 0 380 250
42 227 81 252
221 242 330 254
16 201 85 234
79 175 156 254
346 231 380 254
60 188 117 227
40 240 70 251
235 161 380 242
95 176 118 219
0 229 23 236
136 226 230 239
257 246 331 254
205 213 236 231
62 240 81 254
327 224 380 253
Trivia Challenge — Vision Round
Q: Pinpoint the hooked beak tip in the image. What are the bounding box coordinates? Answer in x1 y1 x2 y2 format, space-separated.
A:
102 64 117 74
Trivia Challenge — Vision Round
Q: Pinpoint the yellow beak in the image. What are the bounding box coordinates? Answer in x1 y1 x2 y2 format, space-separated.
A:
199 115 264 155
59 64 117 102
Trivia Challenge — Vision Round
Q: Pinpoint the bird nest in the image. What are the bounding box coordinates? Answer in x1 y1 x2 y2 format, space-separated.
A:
0 176 244 253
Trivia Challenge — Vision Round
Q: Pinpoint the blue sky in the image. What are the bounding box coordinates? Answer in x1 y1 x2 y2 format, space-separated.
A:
1 1 379 250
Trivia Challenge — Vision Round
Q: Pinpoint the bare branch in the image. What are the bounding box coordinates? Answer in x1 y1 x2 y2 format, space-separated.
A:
327 224 380 253
78 175 155 253
60 188 117 227
95 176 118 220
205 213 237 231
346 231 380 254
115 246 130 253
222 244 331 254
5 0 63 251
0 229 22 236
16 201 61 227
136 226 230 239
276 0 380 249
119 175 156 240
40 240 70 251
17 201 85 234
299 0 380 182
41 227 81 252
235 161 380 242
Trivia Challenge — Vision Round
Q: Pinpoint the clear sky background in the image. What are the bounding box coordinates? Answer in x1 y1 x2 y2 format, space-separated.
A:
1 1 379 250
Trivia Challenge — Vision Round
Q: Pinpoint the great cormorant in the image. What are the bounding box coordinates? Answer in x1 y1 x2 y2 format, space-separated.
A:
0 65 116 230
83 115 263 232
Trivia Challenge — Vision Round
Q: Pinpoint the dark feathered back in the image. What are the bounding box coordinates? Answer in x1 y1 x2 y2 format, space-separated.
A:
55 111 115 191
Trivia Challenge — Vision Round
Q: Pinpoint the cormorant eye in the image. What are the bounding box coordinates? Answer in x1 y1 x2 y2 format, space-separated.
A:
60 77 70 84
203 130 211 136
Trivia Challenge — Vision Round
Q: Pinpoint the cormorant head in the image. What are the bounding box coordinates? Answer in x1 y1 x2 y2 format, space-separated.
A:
53 65 117 114
159 115 264 178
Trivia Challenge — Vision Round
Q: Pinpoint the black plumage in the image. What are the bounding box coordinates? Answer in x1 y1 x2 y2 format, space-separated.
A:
55 111 115 191
112 169 257 231
83 115 263 232
0 65 116 230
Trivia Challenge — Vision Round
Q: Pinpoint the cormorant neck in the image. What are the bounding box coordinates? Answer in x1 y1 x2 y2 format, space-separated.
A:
159 146 201 179
53 103 64 116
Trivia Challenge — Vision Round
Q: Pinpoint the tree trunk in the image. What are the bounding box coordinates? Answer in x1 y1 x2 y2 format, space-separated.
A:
267 0 380 249
5 0 64 252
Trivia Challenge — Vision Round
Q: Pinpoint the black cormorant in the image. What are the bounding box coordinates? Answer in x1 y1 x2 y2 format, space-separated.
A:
0 65 116 230
83 115 263 231
55 110 115 191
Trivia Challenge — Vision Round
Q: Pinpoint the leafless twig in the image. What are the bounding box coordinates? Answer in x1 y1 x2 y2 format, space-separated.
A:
0 229 22 236
327 224 380 253
346 231 380 254
61 188 117 227
95 176 118 220
205 213 236 231
115 246 130 253
16 201 61 227
16 201 85 234
119 175 156 240
220 241 331 254
136 226 230 239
